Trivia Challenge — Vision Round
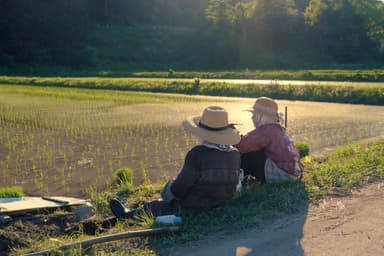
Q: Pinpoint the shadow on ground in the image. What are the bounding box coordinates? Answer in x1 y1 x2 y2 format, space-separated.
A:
149 181 309 256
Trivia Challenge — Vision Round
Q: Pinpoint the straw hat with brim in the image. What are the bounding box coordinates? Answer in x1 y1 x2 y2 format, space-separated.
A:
247 97 278 116
182 106 241 145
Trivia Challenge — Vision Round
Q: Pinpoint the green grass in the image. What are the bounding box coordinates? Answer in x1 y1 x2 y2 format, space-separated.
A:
114 168 134 186
1 76 384 105
131 69 384 82
295 141 310 157
304 142 384 197
0 186 25 198
2 67 384 82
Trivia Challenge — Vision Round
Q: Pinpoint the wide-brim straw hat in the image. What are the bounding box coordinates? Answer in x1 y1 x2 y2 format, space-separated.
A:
182 106 241 145
247 97 278 116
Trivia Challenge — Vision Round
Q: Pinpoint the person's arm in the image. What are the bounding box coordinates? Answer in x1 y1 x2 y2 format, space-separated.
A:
169 149 201 199
161 180 175 202
235 127 269 153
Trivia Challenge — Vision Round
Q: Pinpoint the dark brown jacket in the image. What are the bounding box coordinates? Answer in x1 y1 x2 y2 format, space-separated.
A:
170 145 240 209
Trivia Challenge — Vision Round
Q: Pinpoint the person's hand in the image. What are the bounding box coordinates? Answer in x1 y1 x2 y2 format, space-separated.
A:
161 180 176 202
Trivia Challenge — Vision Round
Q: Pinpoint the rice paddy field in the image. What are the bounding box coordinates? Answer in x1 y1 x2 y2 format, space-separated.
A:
1 84 384 197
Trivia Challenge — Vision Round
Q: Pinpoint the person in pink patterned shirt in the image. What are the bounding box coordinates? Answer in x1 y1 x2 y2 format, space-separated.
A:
235 97 302 184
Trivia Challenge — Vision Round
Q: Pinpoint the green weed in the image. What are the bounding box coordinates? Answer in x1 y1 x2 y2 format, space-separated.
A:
114 167 135 194
295 141 310 157
0 186 24 198
85 186 113 215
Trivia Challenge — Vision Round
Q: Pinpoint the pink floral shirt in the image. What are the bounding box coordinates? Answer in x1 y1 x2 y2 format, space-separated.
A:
235 123 299 175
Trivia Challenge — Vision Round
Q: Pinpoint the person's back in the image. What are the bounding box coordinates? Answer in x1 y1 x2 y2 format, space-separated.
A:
235 97 302 184
236 123 298 175
171 145 240 209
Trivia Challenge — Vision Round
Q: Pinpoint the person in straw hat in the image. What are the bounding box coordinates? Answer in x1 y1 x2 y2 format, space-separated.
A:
109 106 241 219
234 97 302 184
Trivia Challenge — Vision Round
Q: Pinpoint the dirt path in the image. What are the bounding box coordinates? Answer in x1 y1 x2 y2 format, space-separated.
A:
169 182 384 256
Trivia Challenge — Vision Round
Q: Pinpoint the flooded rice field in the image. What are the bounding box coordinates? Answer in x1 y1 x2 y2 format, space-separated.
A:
1 86 384 196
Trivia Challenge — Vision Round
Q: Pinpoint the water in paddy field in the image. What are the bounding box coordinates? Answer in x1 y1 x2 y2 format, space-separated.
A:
123 97 384 156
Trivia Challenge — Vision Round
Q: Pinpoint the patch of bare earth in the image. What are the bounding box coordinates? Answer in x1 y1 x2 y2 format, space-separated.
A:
0 214 121 256
169 182 384 256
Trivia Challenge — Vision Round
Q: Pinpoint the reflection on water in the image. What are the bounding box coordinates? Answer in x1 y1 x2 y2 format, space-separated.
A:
0 197 25 203
115 98 384 156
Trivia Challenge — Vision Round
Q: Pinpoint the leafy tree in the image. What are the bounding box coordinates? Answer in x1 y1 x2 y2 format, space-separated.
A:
88 0 209 26
1 0 91 65
245 0 299 52
0 0 383 69
206 0 300 67
304 0 384 63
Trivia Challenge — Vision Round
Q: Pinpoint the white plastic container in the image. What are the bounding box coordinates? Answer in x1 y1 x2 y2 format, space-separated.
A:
155 214 182 225
236 168 244 192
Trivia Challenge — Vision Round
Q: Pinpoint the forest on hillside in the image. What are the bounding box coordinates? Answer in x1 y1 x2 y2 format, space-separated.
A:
0 0 383 70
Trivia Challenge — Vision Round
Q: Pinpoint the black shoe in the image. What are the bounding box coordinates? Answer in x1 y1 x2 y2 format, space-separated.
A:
109 199 130 220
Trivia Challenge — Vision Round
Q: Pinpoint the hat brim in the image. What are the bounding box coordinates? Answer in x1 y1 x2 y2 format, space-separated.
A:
182 116 241 145
244 108 253 113
244 107 277 116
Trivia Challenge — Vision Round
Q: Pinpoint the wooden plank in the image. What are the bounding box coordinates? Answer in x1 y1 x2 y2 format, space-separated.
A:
42 196 70 204
0 196 89 215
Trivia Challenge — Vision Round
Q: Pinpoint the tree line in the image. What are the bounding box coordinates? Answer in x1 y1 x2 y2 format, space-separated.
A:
0 0 383 69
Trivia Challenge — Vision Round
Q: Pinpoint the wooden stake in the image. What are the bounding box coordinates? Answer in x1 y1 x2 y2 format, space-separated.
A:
285 106 288 128
24 226 181 256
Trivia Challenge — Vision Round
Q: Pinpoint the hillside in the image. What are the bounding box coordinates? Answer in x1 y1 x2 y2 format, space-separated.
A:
1 0 383 71
88 25 203 70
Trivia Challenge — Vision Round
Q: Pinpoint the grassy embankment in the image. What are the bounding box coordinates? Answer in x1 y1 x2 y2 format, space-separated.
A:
106 141 384 255
2 69 384 82
1 76 384 105
11 140 384 255
131 69 384 82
